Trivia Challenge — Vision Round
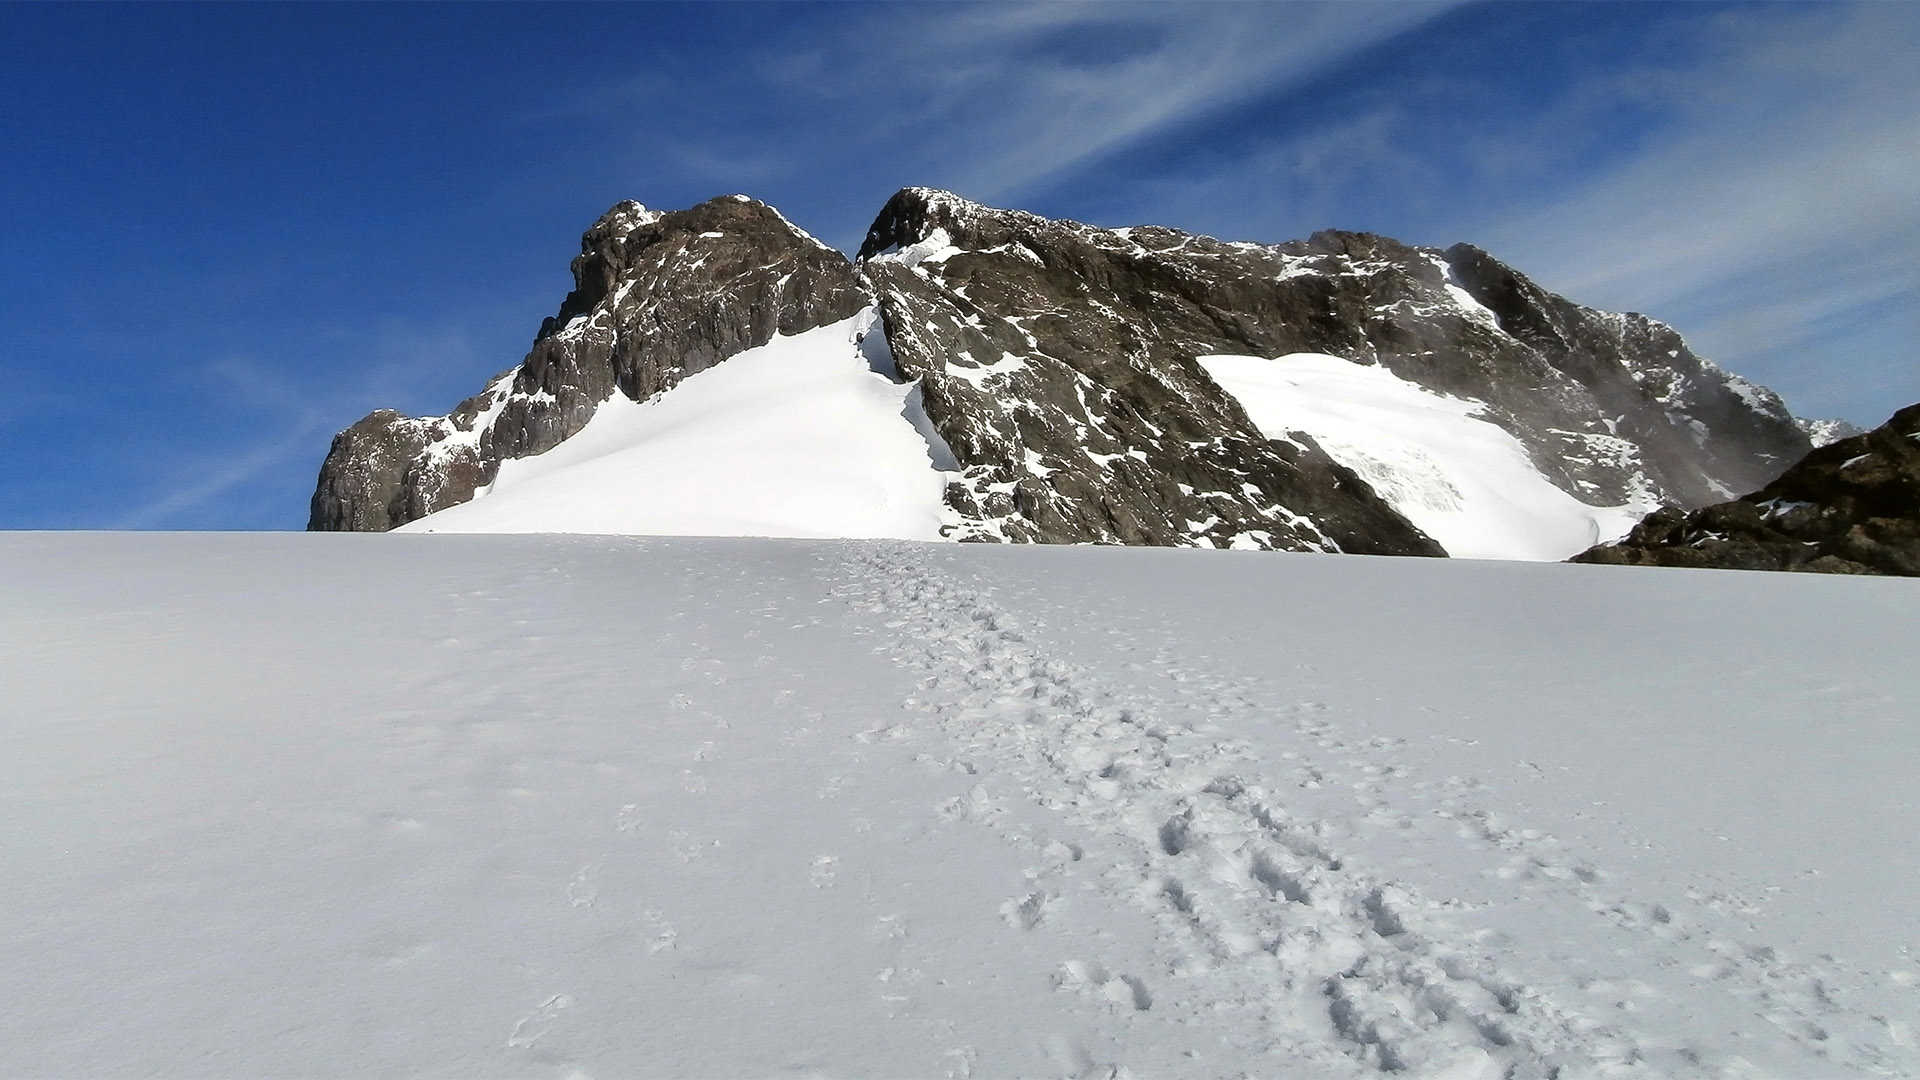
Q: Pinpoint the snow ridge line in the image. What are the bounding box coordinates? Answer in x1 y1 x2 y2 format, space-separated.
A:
832 542 1646 1077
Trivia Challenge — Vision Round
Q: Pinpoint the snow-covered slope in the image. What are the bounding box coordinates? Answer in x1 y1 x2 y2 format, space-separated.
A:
6 533 1917 1077
1201 353 1652 560
318 190 1828 558
309 195 867 532
1798 416 1867 449
399 313 956 538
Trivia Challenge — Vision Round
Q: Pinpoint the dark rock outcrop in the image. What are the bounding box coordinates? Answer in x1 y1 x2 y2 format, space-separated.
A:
856 193 1440 552
308 410 450 533
309 196 865 532
854 188 1810 546
1573 403 1920 575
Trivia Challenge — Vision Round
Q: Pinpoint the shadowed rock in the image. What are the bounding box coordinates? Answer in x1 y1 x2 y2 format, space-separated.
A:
1573 403 1920 575
309 196 865 532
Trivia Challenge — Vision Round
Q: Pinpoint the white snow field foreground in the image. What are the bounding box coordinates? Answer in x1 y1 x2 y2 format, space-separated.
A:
4 534 1917 1079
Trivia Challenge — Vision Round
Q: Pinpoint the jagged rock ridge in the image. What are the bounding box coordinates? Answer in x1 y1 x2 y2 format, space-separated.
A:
1574 403 1920 575
311 187 1827 558
309 196 864 531
857 195 1437 552
857 189 1811 551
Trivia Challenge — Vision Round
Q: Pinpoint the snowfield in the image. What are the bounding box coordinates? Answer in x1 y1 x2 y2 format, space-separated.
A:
3 533 1917 1078
1201 353 1649 561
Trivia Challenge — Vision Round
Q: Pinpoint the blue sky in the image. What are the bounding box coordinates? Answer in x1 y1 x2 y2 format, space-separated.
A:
1 2 1914 530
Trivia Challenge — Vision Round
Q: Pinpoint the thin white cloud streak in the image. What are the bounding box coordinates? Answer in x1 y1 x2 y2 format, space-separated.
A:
1674 245 1916 364
1487 113 1917 314
107 355 340 529
1461 4 1919 419
199 354 317 418
111 419 328 530
113 320 490 529
809 2 1464 204
500 3 1468 257
533 2 1463 225
1086 104 1436 240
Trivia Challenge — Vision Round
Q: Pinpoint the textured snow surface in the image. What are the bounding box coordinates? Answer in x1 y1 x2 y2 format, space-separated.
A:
1799 417 1863 449
399 313 956 539
5 534 1918 1078
1201 353 1648 561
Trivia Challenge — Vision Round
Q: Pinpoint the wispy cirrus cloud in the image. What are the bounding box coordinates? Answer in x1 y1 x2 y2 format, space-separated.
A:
111 318 493 529
111 418 328 530
515 3 1464 249
1462 3 1920 420
778 1 1465 208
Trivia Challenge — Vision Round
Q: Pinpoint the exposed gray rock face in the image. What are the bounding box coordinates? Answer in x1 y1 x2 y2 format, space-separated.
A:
856 189 1812 550
308 195 865 532
308 410 451 533
856 193 1438 552
312 187 1828 557
1441 244 1809 506
1573 403 1920 575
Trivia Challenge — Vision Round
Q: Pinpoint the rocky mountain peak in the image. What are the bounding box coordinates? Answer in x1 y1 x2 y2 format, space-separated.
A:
314 189 1835 559
1303 229 1411 262
850 192 1817 548
558 199 662 316
588 198 660 240
855 197 1455 551
309 193 864 532
858 187 1030 259
1797 416 1865 448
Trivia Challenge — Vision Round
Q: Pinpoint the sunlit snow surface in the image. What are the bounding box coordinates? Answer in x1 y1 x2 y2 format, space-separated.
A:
399 323 1639 561
400 313 956 539
4 535 1918 1078
1202 353 1647 561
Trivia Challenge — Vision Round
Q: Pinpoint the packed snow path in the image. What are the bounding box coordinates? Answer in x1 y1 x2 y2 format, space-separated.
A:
2 534 1915 1078
834 543 1917 1077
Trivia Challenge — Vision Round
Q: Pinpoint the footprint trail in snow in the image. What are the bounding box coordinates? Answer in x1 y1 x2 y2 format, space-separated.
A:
834 541 1916 1078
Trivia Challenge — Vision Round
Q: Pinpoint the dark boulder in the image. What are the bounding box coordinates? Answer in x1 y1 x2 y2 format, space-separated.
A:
1574 403 1920 575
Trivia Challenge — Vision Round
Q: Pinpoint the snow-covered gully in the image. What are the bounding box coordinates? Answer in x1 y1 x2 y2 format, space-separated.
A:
833 542 1908 1078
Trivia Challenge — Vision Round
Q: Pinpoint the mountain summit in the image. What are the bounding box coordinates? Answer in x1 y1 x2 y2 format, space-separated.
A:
308 195 864 532
310 189 1829 561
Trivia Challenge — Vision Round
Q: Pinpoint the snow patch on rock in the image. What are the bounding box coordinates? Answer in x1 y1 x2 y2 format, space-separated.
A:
1201 353 1646 560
